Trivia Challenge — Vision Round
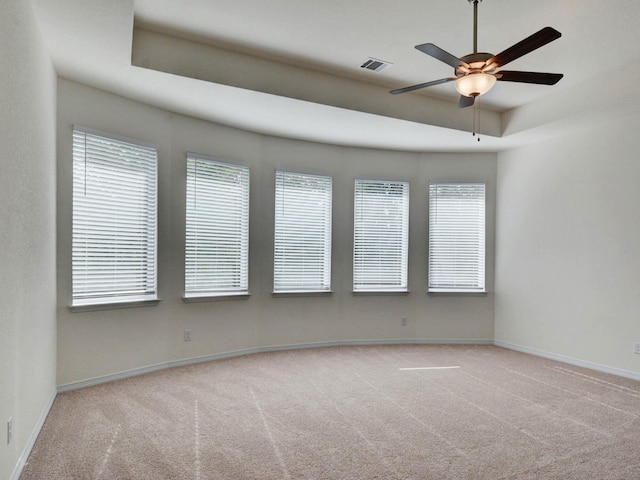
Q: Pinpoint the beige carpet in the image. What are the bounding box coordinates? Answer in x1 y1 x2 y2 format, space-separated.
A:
21 345 640 479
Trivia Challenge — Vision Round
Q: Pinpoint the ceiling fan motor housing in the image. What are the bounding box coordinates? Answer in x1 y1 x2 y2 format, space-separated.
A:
456 52 495 76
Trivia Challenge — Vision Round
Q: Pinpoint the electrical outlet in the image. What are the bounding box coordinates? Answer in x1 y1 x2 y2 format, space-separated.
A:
7 417 12 445
184 329 192 342
633 342 640 355
401 316 408 326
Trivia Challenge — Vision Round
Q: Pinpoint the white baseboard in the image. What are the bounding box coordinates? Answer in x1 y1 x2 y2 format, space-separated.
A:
10 389 57 480
494 340 640 382
57 338 493 393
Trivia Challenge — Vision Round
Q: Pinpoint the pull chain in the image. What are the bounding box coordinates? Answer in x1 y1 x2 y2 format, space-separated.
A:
472 101 476 138
476 97 480 142
472 97 481 142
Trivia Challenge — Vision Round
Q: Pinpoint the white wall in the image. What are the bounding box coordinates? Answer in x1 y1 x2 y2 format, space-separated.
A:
56 79 497 386
495 115 640 376
0 0 57 478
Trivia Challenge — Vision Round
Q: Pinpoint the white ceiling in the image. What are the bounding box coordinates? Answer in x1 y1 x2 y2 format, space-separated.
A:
29 0 640 152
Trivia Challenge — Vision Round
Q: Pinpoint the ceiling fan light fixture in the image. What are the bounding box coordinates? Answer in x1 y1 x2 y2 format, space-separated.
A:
454 72 496 97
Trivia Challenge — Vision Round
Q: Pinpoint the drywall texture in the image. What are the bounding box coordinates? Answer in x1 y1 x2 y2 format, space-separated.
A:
56 79 496 386
495 115 640 376
0 0 57 478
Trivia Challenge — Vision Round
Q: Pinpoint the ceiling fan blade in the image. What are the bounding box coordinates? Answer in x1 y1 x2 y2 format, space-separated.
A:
497 71 564 85
458 95 475 109
489 27 561 68
389 77 456 95
415 43 470 69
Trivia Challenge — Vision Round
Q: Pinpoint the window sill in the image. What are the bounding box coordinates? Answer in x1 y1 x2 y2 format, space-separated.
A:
272 290 333 298
69 297 161 312
428 290 487 296
352 290 410 296
183 293 251 303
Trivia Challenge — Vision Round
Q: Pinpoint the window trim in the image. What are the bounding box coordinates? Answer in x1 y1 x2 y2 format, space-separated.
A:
69 298 161 313
184 153 250 300
182 292 250 303
273 170 333 294
428 182 486 294
353 178 410 293
71 126 159 309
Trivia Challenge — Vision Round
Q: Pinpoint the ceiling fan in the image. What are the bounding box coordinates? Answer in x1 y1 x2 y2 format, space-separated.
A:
390 0 563 108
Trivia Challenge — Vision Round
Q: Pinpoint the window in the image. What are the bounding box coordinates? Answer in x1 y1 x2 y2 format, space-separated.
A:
72 128 158 307
185 154 250 298
428 183 486 293
353 179 409 292
274 171 332 293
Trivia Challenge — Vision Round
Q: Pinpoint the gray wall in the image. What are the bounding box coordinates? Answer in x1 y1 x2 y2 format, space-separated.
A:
0 0 57 478
495 114 640 376
56 79 497 386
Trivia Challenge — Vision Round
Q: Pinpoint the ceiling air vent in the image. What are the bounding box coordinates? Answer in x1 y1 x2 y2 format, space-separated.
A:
360 57 392 72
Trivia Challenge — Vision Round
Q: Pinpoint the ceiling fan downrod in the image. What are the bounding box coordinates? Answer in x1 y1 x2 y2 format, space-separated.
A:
469 0 482 54
470 0 482 142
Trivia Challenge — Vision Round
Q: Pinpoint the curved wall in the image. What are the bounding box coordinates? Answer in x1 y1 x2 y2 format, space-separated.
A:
56 78 497 386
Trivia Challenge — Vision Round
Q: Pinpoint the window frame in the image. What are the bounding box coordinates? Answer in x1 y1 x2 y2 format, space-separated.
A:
427 182 486 294
273 170 333 294
184 153 250 300
353 178 410 293
71 126 159 310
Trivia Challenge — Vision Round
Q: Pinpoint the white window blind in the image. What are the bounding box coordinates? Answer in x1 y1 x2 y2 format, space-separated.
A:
185 154 250 297
72 128 158 306
274 171 332 292
428 183 486 292
353 179 409 292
